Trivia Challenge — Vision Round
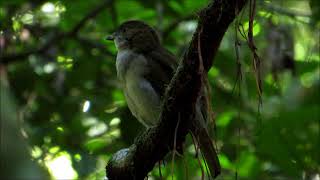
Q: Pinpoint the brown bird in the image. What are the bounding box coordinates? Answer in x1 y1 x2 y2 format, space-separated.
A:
107 20 220 178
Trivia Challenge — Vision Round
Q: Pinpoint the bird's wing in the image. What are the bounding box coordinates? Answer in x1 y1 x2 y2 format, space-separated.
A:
143 47 179 97
144 47 221 177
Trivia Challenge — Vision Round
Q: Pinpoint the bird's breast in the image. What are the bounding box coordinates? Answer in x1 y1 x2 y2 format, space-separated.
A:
115 49 160 126
116 50 148 82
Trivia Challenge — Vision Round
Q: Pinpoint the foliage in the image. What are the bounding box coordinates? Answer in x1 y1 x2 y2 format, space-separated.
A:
0 0 319 179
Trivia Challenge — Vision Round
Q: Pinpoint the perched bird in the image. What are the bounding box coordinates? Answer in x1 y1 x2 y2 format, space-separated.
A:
107 20 220 177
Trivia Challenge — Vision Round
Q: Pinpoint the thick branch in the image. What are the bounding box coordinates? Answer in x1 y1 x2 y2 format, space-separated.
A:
106 0 247 179
0 0 113 64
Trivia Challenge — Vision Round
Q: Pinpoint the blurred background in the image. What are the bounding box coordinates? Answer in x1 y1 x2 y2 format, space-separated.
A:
0 0 319 179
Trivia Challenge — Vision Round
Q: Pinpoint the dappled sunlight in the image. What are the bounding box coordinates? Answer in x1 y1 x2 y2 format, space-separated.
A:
295 42 307 61
41 2 55 13
82 100 91 112
57 55 74 70
82 117 99 126
1 0 319 179
109 117 121 126
300 69 320 88
43 62 56 73
31 146 43 159
243 21 261 37
31 146 78 179
40 1 66 26
87 122 108 137
45 152 78 179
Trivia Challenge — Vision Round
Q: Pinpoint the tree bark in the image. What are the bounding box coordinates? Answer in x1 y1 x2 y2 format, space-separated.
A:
106 0 247 179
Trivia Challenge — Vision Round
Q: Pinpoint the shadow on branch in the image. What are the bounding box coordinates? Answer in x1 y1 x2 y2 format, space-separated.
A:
106 0 247 179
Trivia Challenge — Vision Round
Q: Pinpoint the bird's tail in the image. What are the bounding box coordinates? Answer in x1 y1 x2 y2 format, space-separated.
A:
191 126 221 178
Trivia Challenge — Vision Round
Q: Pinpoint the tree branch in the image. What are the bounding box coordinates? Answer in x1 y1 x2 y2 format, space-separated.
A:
0 0 113 65
67 0 113 36
106 0 247 179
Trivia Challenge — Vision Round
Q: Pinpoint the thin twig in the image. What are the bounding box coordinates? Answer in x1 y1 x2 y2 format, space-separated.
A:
67 0 113 36
197 26 204 74
171 114 181 180
106 1 248 178
248 0 262 100
190 132 205 180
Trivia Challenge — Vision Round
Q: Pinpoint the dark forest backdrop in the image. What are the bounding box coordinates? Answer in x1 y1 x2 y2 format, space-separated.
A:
0 0 319 179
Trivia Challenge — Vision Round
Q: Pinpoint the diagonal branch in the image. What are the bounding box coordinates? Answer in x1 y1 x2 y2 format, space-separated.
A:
0 0 113 65
67 0 113 36
106 0 247 179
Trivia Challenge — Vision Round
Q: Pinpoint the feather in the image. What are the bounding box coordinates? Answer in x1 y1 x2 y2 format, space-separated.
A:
143 47 178 97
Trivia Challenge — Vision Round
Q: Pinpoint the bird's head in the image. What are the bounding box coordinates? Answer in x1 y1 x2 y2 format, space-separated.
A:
106 20 160 52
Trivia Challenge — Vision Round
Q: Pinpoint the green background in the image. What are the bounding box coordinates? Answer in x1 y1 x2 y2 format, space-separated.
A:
0 0 319 179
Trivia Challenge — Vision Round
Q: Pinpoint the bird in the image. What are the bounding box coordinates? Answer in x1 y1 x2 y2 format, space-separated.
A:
106 20 220 177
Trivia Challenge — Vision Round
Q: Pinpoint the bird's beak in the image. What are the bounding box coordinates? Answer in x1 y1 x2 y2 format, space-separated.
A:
106 33 115 41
